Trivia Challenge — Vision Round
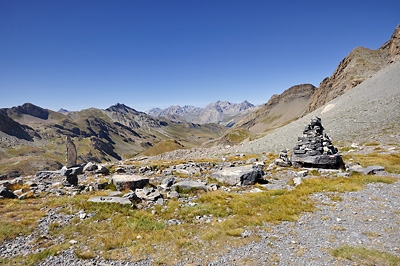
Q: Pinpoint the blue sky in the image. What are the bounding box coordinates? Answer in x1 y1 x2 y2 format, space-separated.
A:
0 0 399 112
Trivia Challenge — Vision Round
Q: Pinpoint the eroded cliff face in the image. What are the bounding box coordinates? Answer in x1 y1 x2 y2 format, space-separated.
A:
307 24 400 113
380 24 400 59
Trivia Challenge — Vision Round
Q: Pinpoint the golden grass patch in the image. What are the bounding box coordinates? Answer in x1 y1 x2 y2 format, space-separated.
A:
332 245 400 265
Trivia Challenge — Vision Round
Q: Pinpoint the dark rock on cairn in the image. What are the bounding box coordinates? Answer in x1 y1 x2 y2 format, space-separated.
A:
292 117 344 169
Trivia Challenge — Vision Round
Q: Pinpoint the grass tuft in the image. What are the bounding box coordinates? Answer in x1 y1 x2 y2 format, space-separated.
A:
332 245 400 265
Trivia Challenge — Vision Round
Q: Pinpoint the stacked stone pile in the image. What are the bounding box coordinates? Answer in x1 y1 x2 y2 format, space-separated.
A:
292 117 344 168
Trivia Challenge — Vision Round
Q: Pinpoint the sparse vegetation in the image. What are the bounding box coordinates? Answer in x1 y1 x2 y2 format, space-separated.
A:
343 153 400 174
332 245 400 266
0 171 396 265
227 129 251 143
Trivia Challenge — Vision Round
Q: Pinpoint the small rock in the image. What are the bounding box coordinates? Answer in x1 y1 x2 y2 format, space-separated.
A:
296 170 308 177
293 177 303 186
83 162 98 172
161 177 176 188
0 185 17 199
167 191 180 199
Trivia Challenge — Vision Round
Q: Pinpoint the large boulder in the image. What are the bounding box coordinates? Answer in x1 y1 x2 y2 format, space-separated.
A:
111 174 149 191
211 165 264 186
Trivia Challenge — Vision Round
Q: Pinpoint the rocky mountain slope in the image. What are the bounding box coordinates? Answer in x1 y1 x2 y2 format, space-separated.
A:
0 103 227 176
147 100 258 127
307 24 400 113
229 56 400 155
210 24 400 146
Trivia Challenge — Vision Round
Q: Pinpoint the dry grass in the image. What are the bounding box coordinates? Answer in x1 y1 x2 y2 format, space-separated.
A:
332 245 400 265
0 163 397 265
140 140 185 156
343 153 400 174
0 198 46 242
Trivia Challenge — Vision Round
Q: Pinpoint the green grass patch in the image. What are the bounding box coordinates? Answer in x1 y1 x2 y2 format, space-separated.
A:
332 245 400 265
343 153 400 174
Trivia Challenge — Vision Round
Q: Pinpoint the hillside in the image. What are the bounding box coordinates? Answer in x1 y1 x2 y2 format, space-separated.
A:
0 103 227 176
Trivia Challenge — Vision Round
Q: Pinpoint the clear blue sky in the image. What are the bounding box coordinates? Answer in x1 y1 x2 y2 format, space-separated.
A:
0 0 399 112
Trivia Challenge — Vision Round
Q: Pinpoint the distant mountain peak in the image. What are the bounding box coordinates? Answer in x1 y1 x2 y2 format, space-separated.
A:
57 108 69 114
106 103 140 114
146 100 258 126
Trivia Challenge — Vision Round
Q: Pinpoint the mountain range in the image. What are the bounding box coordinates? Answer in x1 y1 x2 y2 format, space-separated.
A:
147 100 258 127
0 103 227 176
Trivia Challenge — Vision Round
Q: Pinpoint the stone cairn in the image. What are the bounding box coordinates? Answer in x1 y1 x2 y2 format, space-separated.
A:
291 116 344 169
274 149 291 167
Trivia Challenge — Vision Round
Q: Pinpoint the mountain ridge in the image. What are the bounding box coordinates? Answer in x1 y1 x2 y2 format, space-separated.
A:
146 100 258 127
0 102 227 176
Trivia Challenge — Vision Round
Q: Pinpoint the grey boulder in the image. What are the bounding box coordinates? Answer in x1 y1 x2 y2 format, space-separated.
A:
111 174 149 191
211 165 264 186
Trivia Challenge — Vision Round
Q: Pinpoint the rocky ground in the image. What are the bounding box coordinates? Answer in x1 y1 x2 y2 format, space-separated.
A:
206 175 400 266
0 152 399 265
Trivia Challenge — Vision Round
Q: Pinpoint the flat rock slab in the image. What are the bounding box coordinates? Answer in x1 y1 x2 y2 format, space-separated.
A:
172 181 206 191
211 165 264 186
87 196 132 205
363 165 385 175
350 165 385 175
111 174 149 191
